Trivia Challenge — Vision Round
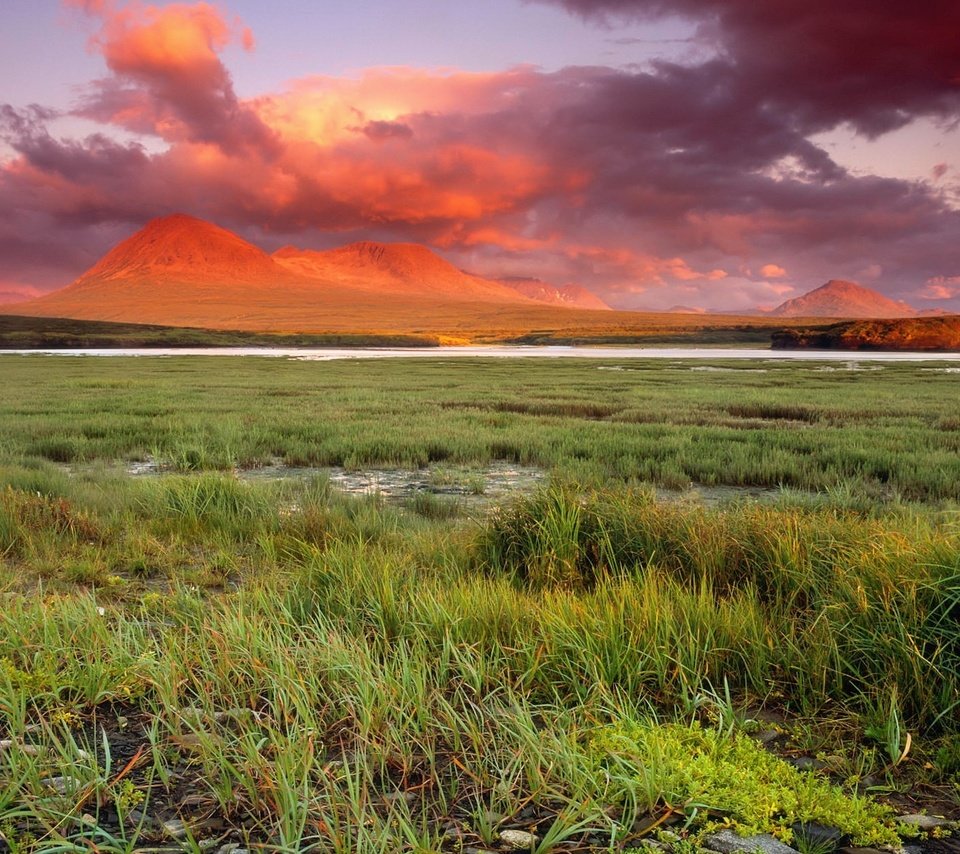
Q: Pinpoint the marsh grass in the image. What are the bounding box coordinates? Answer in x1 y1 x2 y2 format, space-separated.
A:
3 356 960 500
1 357 959 850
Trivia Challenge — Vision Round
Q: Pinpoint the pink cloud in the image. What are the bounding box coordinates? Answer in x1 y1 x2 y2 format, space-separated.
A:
0 1 958 312
760 263 786 278
72 0 276 154
919 275 960 300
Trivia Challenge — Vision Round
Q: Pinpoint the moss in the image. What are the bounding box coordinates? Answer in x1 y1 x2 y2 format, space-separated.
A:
589 720 905 848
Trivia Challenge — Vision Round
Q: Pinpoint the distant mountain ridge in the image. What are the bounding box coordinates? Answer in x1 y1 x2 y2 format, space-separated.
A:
771 279 917 318
14 215 626 330
274 241 532 303
495 277 611 310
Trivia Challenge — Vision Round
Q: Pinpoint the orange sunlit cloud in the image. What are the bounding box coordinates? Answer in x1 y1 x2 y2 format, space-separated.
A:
760 264 787 278
2 0 959 310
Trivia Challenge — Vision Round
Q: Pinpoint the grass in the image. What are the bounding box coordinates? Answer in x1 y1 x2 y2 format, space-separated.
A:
2 356 960 500
0 356 958 850
0 315 442 349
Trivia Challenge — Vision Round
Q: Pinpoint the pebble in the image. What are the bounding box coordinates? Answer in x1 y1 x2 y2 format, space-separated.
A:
162 818 189 841
786 756 826 772
499 829 539 849
790 821 849 852
898 814 956 831
43 775 82 795
215 846 249 854
0 740 43 756
702 829 799 854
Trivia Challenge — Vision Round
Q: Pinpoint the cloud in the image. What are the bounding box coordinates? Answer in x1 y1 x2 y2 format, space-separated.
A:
530 0 960 137
919 275 960 300
358 120 415 141
71 1 277 156
1 1 959 311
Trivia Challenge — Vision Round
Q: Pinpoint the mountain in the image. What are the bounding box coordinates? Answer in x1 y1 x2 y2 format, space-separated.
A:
495 277 611 310
770 280 917 318
72 214 282 288
274 242 532 304
9 214 559 328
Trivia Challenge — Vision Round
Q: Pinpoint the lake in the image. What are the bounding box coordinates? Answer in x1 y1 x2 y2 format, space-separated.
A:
4 345 960 361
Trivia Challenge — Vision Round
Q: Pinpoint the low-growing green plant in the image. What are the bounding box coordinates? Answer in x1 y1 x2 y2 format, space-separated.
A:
588 719 903 847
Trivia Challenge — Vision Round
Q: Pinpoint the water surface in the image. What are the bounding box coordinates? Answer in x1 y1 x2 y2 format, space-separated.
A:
5 345 960 361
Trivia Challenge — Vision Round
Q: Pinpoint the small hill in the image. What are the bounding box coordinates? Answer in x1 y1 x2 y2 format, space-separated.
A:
9 213 807 338
72 214 280 287
771 280 917 318
274 242 534 304
496 277 611 310
772 316 960 351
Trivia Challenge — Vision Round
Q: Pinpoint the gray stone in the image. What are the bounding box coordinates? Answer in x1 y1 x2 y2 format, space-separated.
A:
786 756 826 772
43 775 82 795
161 819 189 841
702 829 799 854
499 829 539 849
215 847 249 854
790 821 849 852
898 814 956 831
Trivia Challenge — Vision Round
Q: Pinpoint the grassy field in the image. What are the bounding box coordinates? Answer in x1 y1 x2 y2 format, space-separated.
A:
1 355 958 852
0 313 805 348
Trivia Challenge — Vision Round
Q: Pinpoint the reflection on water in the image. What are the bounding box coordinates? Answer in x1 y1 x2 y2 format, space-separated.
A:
123 458 547 506
119 456 796 510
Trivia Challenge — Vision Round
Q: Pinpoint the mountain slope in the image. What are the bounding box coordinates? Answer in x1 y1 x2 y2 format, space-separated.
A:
7 215 559 329
273 242 533 304
71 214 281 287
495 277 611 310
771 280 916 318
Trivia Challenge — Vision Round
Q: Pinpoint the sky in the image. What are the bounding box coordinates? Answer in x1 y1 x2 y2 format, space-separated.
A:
1 0 958 311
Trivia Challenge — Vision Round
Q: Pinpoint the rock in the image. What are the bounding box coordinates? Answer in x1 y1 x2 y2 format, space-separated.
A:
161 818 189 841
43 775 82 795
898 814 956 831
499 829 539 849
215 846 249 854
126 808 147 827
785 756 826 772
702 829 799 854
0 740 43 756
838 847 887 854
790 822 850 852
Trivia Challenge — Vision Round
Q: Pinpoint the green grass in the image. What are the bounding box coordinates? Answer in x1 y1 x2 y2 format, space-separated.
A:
2 356 960 499
0 356 958 850
0 315 442 349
